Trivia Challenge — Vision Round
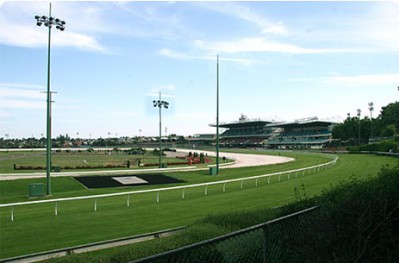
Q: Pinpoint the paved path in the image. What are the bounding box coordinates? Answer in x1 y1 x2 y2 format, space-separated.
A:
0 149 294 181
177 149 294 169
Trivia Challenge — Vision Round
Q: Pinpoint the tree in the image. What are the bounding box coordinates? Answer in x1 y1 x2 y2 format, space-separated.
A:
332 116 362 143
381 124 396 138
379 102 399 132
333 101 399 145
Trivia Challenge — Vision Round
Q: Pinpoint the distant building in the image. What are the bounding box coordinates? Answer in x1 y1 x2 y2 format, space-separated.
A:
188 134 215 147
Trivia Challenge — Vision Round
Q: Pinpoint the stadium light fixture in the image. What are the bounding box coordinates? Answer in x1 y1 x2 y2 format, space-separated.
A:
153 92 169 168
34 3 65 196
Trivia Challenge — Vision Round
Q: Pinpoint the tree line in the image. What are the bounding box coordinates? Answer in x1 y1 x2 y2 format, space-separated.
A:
332 102 399 145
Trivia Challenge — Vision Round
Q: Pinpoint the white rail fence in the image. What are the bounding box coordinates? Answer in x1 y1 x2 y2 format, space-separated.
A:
0 156 338 221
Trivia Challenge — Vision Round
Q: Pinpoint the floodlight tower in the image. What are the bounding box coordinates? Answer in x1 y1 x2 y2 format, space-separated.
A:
153 92 169 168
216 55 220 175
368 102 374 141
357 109 361 145
35 3 65 196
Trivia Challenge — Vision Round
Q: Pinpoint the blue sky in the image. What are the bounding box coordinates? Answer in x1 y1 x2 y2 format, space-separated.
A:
1 1 399 139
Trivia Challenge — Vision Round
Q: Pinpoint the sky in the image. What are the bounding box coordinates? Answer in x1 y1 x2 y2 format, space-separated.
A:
1 1 399 139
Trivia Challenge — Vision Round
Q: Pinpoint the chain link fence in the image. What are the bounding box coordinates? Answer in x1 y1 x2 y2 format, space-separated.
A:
129 206 319 263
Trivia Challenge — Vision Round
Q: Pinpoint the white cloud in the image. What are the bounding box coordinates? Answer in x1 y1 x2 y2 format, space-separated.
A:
195 2 287 35
0 82 44 90
0 82 46 109
54 31 107 53
327 74 399 86
0 87 45 100
291 73 399 89
159 48 193 60
0 111 13 118
359 2 399 52
147 85 177 98
195 37 364 55
158 48 254 65
0 99 45 109
0 21 107 52
0 2 107 52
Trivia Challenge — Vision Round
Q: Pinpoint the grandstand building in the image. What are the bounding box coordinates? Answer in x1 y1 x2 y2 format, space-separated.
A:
210 116 336 149
210 115 276 148
266 118 336 149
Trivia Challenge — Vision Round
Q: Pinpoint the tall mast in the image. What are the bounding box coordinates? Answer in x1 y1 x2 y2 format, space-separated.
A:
216 55 220 174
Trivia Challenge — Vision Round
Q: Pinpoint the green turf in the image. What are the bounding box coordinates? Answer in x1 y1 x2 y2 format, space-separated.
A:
0 152 397 259
0 150 209 174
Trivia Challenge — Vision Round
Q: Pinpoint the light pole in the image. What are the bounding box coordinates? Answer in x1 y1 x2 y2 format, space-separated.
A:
368 102 374 141
357 109 361 146
153 92 169 168
216 55 220 174
35 3 65 196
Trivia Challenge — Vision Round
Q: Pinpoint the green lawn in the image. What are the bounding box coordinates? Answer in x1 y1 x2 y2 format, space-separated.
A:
0 150 203 174
0 152 397 260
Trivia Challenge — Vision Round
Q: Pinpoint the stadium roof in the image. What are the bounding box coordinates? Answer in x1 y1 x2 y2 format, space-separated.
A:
210 120 272 129
266 120 336 129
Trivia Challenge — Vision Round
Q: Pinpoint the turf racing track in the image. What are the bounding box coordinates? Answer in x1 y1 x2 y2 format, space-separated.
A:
0 150 338 261
0 150 337 208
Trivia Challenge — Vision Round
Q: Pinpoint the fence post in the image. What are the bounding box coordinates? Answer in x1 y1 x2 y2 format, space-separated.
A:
205 185 208 196
156 191 160 204
256 178 259 187
223 183 226 193
55 202 58 216
268 177 271 184
240 180 244 190
11 207 14 222
182 188 186 199
127 195 130 207
263 224 269 263
94 199 97 212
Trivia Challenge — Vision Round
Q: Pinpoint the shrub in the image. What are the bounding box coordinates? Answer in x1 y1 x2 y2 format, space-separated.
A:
199 153 205 163
86 147 94 153
348 140 399 153
280 164 399 263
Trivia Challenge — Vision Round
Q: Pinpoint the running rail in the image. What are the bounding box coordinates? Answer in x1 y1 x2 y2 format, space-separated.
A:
0 155 338 209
